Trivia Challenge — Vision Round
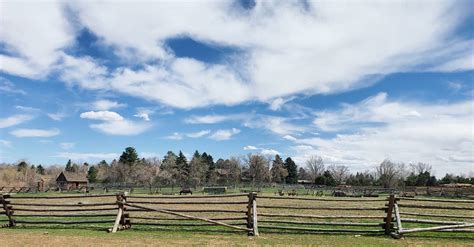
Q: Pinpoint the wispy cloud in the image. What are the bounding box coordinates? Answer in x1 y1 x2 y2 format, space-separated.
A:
0 77 26 95
59 142 75 150
0 114 34 128
10 128 60 138
54 152 118 161
91 99 126 111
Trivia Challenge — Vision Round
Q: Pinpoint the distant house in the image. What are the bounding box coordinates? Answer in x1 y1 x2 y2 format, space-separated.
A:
56 172 88 190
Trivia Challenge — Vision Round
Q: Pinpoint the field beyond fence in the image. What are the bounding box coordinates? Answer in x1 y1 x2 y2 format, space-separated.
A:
1 192 473 241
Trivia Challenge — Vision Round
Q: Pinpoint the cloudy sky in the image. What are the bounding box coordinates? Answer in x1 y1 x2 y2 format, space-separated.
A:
0 0 473 175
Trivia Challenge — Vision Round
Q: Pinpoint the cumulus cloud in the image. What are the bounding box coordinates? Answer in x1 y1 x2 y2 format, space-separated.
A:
1 1 472 109
165 130 213 140
10 128 60 138
208 128 241 141
289 94 474 174
0 115 34 128
80 111 152 135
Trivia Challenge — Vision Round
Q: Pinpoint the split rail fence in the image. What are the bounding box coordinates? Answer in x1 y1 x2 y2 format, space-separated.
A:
1 193 473 238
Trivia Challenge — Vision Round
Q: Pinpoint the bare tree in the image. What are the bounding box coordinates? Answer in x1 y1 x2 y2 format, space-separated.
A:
247 154 271 185
328 164 349 184
410 162 432 175
375 159 403 188
306 156 325 181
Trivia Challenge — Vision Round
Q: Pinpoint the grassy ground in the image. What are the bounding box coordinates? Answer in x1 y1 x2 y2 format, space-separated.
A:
1 192 473 246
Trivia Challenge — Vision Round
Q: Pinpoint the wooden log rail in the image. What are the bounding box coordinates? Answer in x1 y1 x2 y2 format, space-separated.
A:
399 212 474 219
128 209 247 213
398 197 474 203
257 195 387 202
127 193 248 199
126 201 248 205
130 216 247 221
258 213 387 219
8 194 116 200
259 205 387 210
396 204 474 210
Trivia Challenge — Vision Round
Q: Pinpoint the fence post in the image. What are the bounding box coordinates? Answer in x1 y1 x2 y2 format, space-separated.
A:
121 192 131 230
1 194 15 227
246 192 253 235
110 192 124 233
384 194 396 235
252 192 259 236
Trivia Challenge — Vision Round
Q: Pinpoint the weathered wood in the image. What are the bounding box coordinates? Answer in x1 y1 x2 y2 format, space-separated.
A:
258 213 386 219
13 208 117 212
394 203 402 234
246 193 253 232
131 222 247 227
126 201 247 205
258 220 384 227
124 202 251 232
258 225 385 233
1 194 15 227
399 223 474 234
385 194 396 234
257 196 387 202
14 214 117 218
127 209 247 213
10 203 117 207
9 194 116 199
15 220 115 224
399 212 474 219
111 193 124 233
259 205 386 210
401 218 469 225
252 192 259 236
397 204 474 210
130 216 247 221
398 197 474 203
127 193 248 199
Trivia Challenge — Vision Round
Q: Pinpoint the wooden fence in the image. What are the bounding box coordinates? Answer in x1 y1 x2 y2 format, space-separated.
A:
1 193 473 238
392 196 474 237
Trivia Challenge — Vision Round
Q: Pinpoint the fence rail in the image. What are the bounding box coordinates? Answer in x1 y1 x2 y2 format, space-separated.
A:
1 193 473 239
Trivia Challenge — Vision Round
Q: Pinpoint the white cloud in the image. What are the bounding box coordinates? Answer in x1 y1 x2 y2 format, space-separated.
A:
2 1 471 109
185 114 247 124
288 94 474 174
283 135 297 141
54 152 118 161
243 145 258 150
80 111 152 136
0 140 12 148
165 132 184 140
91 99 126 111
0 115 34 128
133 108 153 121
260 148 280 156
59 142 75 150
10 128 60 138
0 78 26 95
47 112 67 121
186 130 211 138
208 128 241 141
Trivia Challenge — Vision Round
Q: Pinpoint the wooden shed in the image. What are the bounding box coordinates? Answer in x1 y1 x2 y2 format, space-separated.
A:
56 172 88 191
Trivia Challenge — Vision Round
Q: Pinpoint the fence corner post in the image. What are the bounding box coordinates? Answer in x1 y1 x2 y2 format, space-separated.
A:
109 192 124 233
384 194 396 235
252 192 259 236
1 194 15 227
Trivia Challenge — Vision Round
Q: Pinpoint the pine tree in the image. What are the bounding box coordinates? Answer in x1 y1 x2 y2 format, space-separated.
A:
271 155 288 183
284 157 298 184
17 161 28 171
119 147 139 165
37 165 45 175
87 166 98 183
65 159 73 172
176 151 190 180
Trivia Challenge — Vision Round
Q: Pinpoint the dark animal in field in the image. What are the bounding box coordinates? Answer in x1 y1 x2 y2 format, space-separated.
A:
332 190 347 197
180 188 193 195
288 190 298 196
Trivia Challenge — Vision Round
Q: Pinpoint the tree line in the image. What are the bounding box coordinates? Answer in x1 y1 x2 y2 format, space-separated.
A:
0 146 473 189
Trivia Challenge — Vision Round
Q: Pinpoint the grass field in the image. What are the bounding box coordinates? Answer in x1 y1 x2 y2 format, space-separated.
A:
1 192 473 246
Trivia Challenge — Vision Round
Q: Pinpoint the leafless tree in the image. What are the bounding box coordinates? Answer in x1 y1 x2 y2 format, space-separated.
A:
375 159 403 188
410 162 432 175
328 164 349 184
247 154 271 185
306 156 325 181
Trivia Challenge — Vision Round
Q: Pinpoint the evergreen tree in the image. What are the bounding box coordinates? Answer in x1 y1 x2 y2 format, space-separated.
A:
271 155 288 183
176 151 190 183
203 152 216 183
284 157 298 184
71 163 79 173
119 147 139 165
17 161 28 171
65 159 73 172
87 166 98 183
36 164 45 175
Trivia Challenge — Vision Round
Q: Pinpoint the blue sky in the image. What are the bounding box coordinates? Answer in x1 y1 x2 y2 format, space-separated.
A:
0 1 473 175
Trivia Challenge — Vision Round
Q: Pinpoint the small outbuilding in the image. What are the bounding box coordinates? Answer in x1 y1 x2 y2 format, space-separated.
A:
56 172 88 190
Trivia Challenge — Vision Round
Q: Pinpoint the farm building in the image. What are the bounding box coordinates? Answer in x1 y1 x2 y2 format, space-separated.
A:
56 172 88 190
37 175 54 192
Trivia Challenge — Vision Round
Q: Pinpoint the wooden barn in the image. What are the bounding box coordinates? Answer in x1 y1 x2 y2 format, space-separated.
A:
56 172 88 190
